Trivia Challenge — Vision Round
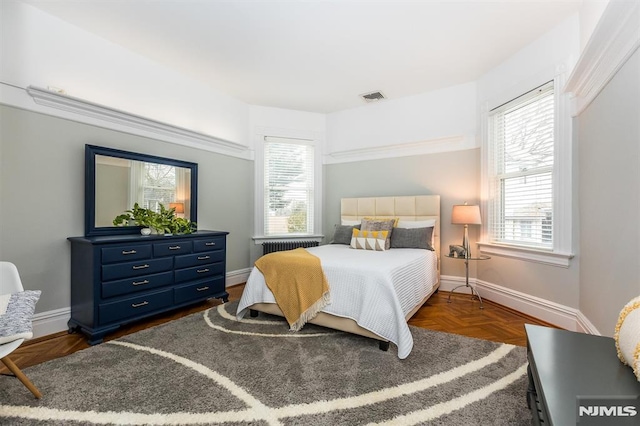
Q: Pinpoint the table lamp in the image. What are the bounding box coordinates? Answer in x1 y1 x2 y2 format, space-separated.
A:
169 202 185 217
451 203 482 258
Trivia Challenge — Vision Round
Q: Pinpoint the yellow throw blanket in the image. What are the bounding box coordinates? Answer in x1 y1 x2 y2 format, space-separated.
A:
255 248 330 331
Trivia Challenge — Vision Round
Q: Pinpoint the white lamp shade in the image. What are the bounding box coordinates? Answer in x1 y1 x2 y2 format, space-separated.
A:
451 204 482 225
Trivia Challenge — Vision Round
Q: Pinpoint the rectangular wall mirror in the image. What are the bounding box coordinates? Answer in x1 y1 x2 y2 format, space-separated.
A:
85 145 198 236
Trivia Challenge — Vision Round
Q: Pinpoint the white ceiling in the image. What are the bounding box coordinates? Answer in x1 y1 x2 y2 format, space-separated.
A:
23 0 582 113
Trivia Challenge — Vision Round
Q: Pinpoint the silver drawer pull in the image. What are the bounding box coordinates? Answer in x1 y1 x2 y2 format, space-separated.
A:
197 256 210 260
122 250 137 255
131 301 149 308
196 268 210 273
205 242 216 246
196 286 210 292
132 264 150 270
169 246 181 250
132 280 149 286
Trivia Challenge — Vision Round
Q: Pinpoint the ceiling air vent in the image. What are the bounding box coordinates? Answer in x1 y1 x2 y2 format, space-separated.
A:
360 91 386 103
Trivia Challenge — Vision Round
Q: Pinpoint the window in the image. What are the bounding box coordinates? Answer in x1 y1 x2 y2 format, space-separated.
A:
128 161 189 214
487 82 555 250
263 136 315 236
142 163 177 211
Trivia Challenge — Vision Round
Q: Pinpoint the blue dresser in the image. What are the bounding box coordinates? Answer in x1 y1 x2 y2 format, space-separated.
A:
67 230 229 344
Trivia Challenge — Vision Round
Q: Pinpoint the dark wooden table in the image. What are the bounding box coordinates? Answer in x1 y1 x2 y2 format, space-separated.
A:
525 324 640 425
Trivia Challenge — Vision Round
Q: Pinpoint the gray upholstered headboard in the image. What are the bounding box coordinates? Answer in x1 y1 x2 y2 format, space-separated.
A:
340 195 441 262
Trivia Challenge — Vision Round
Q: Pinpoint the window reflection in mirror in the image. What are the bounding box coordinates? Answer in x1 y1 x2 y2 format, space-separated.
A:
94 155 192 227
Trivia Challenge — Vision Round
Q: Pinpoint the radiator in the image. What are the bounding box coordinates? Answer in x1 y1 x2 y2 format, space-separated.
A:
262 241 319 255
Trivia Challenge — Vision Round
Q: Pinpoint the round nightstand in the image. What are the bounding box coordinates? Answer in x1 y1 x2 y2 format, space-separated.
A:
445 254 491 309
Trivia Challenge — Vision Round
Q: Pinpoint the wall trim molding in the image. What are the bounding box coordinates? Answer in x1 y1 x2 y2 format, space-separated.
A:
324 134 477 164
31 306 71 340
226 267 251 287
477 243 574 268
564 0 640 116
440 275 590 333
32 270 598 339
575 310 601 335
31 268 252 339
0 83 254 160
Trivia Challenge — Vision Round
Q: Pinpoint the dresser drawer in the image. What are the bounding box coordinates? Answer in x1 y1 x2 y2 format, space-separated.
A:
175 262 224 283
174 250 225 269
102 258 173 281
193 237 225 252
69 231 228 345
153 241 193 257
102 244 152 264
99 289 173 324
101 271 174 299
174 277 225 304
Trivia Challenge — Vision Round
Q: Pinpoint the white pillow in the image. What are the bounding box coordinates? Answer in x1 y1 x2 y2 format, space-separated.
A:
341 219 361 226
0 290 41 344
615 295 640 381
350 229 388 251
396 219 436 229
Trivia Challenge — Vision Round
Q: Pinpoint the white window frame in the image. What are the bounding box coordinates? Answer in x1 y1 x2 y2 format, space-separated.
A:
479 64 574 267
141 162 178 212
253 127 324 243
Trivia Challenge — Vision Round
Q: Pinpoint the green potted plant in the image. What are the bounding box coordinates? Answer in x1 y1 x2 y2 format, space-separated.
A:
150 203 175 235
113 203 196 235
113 203 154 228
170 216 197 234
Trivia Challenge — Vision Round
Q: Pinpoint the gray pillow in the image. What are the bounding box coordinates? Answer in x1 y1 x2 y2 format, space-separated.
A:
0 290 41 344
361 218 395 250
332 224 360 245
390 227 434 250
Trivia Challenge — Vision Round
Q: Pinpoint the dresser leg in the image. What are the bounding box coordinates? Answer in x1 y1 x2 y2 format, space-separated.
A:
526 364 536 409
85 327 119 345
87 334 106 346
67 320 80 334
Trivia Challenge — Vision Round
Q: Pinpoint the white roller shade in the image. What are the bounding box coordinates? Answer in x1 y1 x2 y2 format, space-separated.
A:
488 81 554 249
264 136 315 236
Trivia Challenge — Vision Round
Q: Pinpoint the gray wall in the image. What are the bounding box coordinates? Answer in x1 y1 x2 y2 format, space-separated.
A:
577 47 640 335
95 162 128 227
0 105 253 313
5 43 639 333
477 255 579 307
324 149 480 278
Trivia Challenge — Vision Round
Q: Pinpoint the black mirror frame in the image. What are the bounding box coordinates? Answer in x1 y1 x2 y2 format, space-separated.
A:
85 144 198 237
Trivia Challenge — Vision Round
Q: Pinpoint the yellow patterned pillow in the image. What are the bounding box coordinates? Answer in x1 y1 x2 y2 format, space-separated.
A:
614 295 640 381
360 218 395 250
363 216 400 227
350 229 388 251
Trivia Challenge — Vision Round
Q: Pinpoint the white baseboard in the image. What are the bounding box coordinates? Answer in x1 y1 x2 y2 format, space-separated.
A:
31 268 253 339
440 275 593 333
32 307 70 339
226 268 251 287
575 310 601 335
33 270 596 339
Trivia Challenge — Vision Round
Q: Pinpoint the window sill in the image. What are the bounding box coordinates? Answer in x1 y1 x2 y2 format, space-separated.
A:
253 235 324 245
477 242 574 268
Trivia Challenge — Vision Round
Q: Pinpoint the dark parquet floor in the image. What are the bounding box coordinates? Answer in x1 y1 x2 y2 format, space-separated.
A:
1 285 553 375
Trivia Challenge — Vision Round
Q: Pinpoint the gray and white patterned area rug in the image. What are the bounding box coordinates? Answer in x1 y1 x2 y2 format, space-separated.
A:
0 301 531 425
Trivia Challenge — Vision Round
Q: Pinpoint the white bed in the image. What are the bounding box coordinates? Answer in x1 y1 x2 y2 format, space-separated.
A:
236 195 441 359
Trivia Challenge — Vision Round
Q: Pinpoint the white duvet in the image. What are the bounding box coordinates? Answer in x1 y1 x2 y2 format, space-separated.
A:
236 244 438 359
